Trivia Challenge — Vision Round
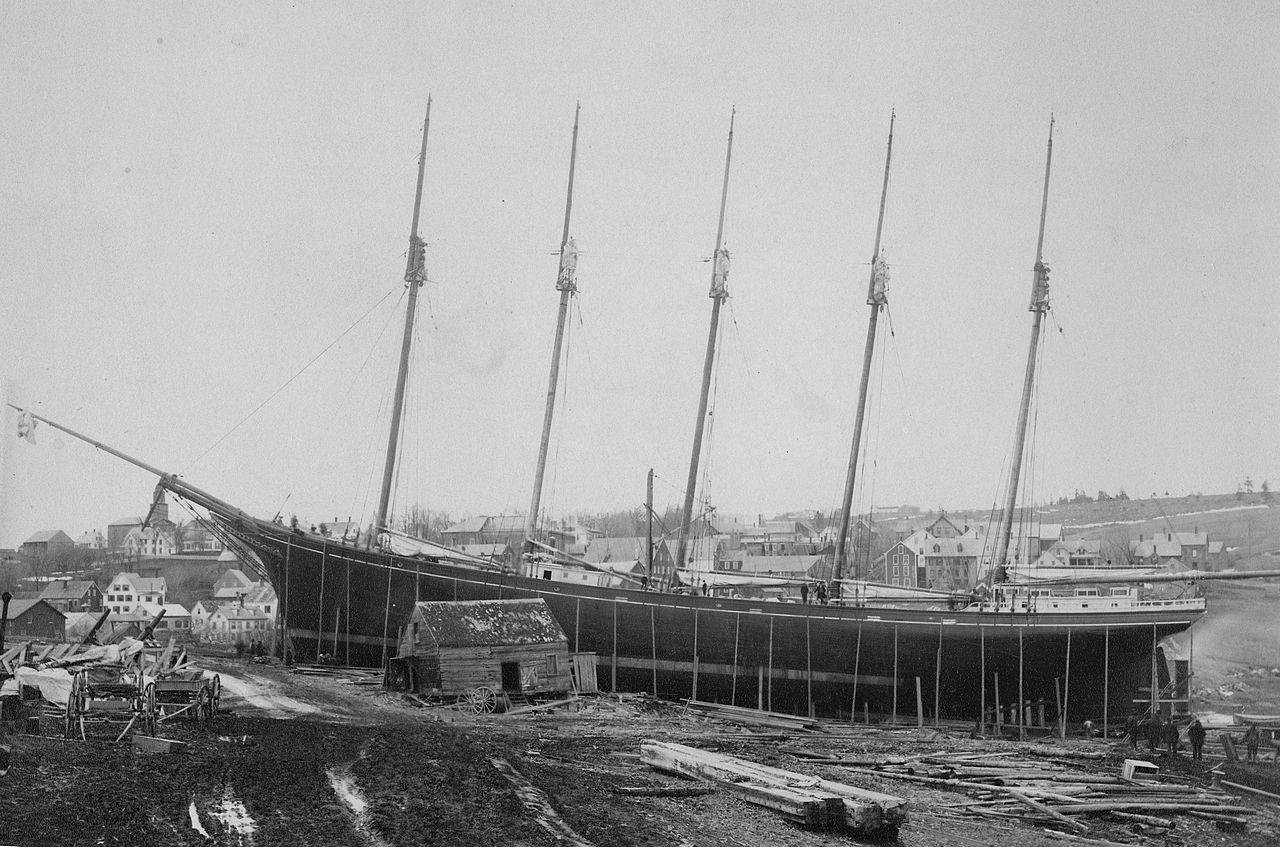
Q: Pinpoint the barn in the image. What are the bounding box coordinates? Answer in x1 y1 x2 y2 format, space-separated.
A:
2 599 66 641
392 599 573 702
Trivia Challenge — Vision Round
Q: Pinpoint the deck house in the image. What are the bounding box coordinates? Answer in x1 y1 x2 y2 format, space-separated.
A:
393 599 572 697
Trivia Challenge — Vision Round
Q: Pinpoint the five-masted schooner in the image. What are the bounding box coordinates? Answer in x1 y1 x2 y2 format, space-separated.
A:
10 109 1211 727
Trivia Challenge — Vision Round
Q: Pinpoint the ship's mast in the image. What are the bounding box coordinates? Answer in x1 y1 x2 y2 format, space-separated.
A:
375 100 433 534
525 104 582 551
674 110 735 578
993 116 1055 578
833 113 895 589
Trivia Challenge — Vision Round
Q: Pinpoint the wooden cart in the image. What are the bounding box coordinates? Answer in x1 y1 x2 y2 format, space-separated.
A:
153 672 221 723
64 666 156 741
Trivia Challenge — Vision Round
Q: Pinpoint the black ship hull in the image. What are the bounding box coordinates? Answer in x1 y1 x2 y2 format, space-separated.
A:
208 508 1201 723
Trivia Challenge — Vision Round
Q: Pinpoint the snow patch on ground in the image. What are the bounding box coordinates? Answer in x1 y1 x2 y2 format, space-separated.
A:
210 786 258 844
327 766 391 847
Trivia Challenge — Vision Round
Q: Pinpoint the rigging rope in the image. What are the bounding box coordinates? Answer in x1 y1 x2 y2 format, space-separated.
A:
185 283 403 472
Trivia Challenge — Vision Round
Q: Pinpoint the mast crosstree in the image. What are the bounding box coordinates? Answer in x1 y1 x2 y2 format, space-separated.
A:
674 109 735 579
526 104 582 552
375 100 433 534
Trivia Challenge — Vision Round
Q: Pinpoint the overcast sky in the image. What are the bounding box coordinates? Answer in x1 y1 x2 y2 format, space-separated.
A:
2 1 1277 545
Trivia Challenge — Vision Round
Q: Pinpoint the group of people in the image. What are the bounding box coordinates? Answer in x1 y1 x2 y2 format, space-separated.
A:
798 581 829 605
1124 713 1209 760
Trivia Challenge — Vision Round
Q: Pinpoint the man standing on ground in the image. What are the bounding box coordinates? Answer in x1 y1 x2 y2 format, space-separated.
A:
1188 718 1207 761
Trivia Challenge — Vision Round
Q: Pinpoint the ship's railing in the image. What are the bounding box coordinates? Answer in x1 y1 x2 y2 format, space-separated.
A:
963 595 1206 614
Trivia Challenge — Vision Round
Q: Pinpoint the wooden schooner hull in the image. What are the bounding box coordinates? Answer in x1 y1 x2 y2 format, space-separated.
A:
212 509 1200 723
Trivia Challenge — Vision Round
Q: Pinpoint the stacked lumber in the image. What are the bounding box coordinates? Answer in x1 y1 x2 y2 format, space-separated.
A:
640 740 906 836
682 700 822 733
824 749 1257 834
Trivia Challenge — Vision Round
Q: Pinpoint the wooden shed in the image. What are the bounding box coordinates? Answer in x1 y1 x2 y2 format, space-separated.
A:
392 599 572 699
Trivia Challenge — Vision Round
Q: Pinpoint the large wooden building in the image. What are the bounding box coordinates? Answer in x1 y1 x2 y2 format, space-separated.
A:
393 598 572 698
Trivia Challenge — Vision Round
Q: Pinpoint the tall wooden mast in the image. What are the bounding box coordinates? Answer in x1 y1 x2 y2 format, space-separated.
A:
525 104 582 550
993 116 1055 577
833 112 895 588
375 100 432 534
674 110 735 576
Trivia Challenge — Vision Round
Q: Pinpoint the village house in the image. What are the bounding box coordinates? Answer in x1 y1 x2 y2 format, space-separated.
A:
1033 538 1106 569
392 599 572 698
441 515 528 549
1129 529 1217 569
38 579 103 613
206 604 272 642
104 572 168 614
121 525 176 559
189 599 220 633
580 536 677 585
179 521 223 553
74 529 106 550
18 530 75 559
741 518 823 557
875 539 925 588
213 568 260 601
1 598 65 641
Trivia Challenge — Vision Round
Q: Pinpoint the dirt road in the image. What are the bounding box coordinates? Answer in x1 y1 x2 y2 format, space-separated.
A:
3 658 1280 846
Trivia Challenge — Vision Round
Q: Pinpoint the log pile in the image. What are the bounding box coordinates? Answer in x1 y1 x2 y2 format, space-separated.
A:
639 740 907 837
810 749 1258 835
682 700 822 733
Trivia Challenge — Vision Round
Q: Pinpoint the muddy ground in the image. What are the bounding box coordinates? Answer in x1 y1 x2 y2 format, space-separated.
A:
3 658 1280 847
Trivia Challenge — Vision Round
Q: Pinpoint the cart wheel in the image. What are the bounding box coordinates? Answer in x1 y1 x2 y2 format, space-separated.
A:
142 683 157 737
208 675 221 721
64 671 85 739
196 686 211 722
466 686 498 714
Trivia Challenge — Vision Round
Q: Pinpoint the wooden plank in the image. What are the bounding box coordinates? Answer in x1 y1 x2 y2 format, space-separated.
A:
132 735 189 754
611 785 714 797
1008 790 1088 833
641 741 901 834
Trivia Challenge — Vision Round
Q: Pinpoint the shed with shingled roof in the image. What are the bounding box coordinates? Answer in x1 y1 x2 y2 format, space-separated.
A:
392 598 571 698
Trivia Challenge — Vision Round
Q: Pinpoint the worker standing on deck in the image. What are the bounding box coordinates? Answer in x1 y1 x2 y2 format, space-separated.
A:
1124 713 1140 750
1188 719 1207 761
800 583 809 604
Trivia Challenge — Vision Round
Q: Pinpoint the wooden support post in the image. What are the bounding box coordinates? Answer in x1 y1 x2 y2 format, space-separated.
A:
1150 623 1157 717
316 544 327 659
767 616 774 712
612 600 618 693
850 622 862 724
651 605 658 696
692 608 699 702
1055 677 1064 740
934 623 942 726
1063 628 1072 739
994 672 1002 735
1103 626 1110 738
1018 627 1025 741
979 625 986 736
891 625 899 725
345 558 351 666
1189 619 1195 715
915 677 923 728
864 702 869 725
574 598 581 653
381 555 393 669
757 665 764 711
731 613 740 706
806 617 814 719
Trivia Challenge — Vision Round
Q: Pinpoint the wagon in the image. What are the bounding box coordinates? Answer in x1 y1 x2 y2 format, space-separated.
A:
153 672 221 722
64 666 156 740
